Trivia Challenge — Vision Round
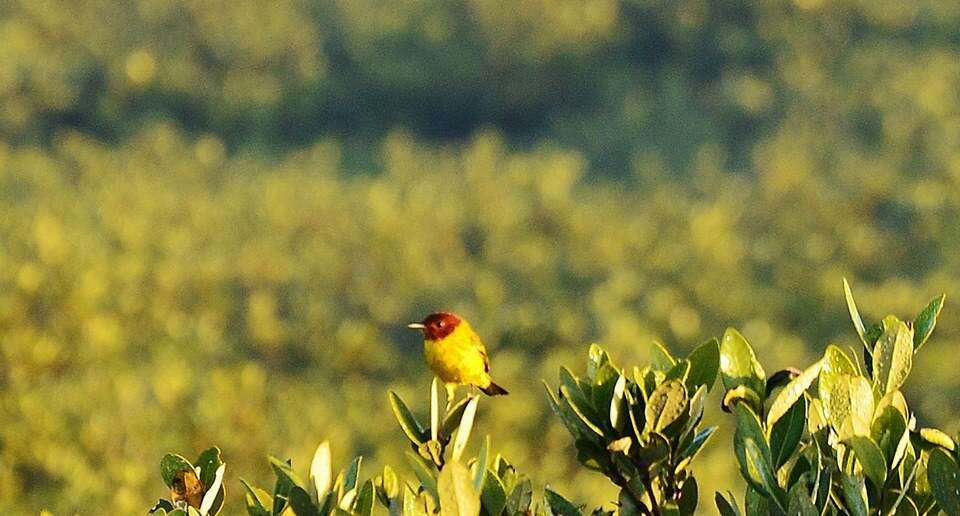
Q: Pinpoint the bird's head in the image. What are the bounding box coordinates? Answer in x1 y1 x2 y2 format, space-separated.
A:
407 312 462 340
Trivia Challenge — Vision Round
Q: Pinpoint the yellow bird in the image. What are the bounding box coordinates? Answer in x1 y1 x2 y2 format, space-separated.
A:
407 312 508 398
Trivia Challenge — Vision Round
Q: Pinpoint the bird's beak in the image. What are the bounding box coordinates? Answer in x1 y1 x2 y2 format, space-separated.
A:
407 322 426 330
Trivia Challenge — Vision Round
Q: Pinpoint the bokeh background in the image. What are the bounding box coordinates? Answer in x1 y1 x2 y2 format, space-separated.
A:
2 0 960 513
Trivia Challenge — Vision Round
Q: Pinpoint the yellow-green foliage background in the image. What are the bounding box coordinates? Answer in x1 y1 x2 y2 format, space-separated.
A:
2 0 960 513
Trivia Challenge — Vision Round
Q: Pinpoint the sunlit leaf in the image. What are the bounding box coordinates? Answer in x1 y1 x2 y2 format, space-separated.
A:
766 360 820 429
914 294 946 352
872 316 914 395
843 278 869 349
720 328 766 402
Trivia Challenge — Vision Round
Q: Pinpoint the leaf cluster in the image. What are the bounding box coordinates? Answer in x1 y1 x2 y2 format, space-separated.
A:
545 342 720 515
150 447 226 516
717 281 958 516
387 379 570 516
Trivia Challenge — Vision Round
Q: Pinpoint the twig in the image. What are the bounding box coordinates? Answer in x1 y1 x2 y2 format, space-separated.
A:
643 473 662 516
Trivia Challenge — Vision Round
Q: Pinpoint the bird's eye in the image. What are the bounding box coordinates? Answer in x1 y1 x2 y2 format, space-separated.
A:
437 320 445 327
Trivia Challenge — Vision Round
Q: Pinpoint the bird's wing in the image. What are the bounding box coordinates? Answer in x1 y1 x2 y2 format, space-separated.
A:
472 332 491 372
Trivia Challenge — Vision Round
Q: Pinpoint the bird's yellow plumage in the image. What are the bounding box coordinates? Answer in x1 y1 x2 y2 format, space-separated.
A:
408 312 508 397
424 320 488 386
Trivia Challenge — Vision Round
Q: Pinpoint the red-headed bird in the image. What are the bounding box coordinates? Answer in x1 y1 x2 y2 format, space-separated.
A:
407 312 508 397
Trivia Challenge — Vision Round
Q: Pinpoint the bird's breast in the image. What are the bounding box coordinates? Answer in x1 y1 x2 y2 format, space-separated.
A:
424 335 483 384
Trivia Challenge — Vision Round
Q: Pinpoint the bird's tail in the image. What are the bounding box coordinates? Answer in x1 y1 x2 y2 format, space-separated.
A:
480 380 509 396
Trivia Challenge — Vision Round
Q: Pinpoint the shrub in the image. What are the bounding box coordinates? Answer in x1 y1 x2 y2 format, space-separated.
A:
386 379 564 515
544 343 719 515
237 441 374 516
146 281 960 516
716 281 958 516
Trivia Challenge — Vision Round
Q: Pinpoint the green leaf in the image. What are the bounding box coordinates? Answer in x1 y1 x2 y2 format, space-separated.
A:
744 438 786 511
686 338 720 392
161 454 194 488
872 405 908 468
635 366 662 399
766 360 821 429
661 502 680 516
645 379 688 433
390 391 428 445
402 486 424 516
194 447 223 492
480 470 506 516
715 491 741 516
843 278 869 350
720 328 766 402
822 345 858 376
150 500 176 514
609 374 627 431
575 438 612 471
677 385 707 451
341 456 362 495
559 367 591 409
401 487 421 516
845 436 887 488
769 395 806 470
505 477 532 515
376 465 400 506
544 381 590 440
587 343 611 379
590 363 620 417
441 396 472 439
649 340 676 372
744 485 768 516
872 316 914 395
677 477 698 516
840 474 868 516
678 426 716 462
269 458 298 516
559 385 605 437
199 463 225 516
240 479 272 516
786 483 817 516
876 389 910 419
473 435 489 492
354 480 375 516
819 371 874 439
721 385 762 414
812 452 832 512
619 486 644 516
734 403 772 475
287 486 320 516
635 432 671 467
405 451 439 504
913 294 945 352
928 449 960 516
544 487 582 516
665 359 691 384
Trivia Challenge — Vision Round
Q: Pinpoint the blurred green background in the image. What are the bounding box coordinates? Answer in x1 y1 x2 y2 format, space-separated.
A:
2 0 960 513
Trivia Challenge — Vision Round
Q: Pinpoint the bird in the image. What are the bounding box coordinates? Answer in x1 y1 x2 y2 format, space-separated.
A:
407 312 508 398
